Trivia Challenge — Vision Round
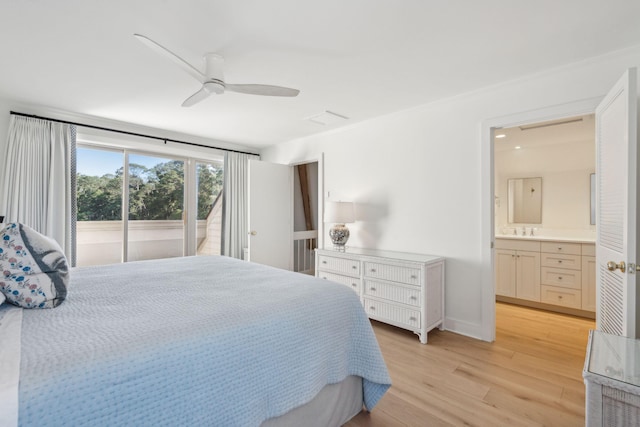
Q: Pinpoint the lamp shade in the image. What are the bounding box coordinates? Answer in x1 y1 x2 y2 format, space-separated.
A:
325 201 355 224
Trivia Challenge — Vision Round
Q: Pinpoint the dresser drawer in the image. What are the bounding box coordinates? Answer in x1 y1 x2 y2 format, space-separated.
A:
317 255 360 276
540 253 581 270
540 285 582 309
540 241 581 256
363 279 420 306
363 261 420 285
495 238 541 252
364 298 420 329
541 267 582 289
318 271 360 293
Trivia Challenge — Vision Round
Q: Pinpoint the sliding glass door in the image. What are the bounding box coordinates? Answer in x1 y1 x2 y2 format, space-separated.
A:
76 146 124 266
76 145 222 266
126 153 185 262
195 161 224 256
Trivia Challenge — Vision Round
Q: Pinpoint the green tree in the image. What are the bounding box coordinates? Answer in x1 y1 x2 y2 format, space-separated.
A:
76 173 122 220
197 163 223 219
76 160 223 222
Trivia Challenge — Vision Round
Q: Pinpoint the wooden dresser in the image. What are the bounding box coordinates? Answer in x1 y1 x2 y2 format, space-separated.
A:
315 247 445 344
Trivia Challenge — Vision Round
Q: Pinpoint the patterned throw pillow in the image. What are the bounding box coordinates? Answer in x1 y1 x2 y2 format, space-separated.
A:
0 223 69 308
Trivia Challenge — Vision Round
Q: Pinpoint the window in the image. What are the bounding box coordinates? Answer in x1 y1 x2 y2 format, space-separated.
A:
76 144 223 266
195 162 224 256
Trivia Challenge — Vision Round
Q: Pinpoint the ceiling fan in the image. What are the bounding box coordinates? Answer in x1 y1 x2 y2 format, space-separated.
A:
134 34 300 107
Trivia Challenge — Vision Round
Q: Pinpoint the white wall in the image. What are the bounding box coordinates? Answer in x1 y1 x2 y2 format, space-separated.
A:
495 139 595 232
261 45 640 339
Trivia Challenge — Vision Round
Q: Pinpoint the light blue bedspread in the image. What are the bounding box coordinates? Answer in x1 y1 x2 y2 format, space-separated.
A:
18 256 391 426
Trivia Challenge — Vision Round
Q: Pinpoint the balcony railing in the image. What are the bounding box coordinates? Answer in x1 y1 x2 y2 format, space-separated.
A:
293 230 318 275
76 220 211 267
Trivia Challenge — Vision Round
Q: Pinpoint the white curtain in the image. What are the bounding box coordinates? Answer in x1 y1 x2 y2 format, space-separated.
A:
0 115 76 262
221 151 259 259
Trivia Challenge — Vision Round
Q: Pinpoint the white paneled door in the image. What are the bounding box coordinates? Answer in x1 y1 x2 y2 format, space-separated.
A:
595 68 638 338
247 160 292 270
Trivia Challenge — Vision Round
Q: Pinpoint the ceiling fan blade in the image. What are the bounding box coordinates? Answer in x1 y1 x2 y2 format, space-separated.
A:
182 87 211 107
225 84 300 97
134 33 205 83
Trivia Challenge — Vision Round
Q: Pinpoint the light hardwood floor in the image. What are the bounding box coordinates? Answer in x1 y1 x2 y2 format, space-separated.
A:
345 302 595 426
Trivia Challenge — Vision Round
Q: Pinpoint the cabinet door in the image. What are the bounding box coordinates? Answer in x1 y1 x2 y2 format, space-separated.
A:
495 249 516 297
516 250 541 302
582 255 596 312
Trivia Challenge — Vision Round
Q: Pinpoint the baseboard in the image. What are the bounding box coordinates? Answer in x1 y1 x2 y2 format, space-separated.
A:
443 316 484 341
496 296 596 319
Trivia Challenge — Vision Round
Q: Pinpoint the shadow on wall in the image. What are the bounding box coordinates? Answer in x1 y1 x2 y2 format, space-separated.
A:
354 197 389 248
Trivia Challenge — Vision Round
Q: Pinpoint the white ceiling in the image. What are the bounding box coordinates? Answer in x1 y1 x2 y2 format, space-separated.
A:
494 114 595 152
1 1 640 149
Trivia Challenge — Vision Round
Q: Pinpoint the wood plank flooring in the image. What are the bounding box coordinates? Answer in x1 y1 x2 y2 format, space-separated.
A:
345 302 595 426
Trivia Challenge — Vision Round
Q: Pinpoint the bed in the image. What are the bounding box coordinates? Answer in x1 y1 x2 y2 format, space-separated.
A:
0 255 391 427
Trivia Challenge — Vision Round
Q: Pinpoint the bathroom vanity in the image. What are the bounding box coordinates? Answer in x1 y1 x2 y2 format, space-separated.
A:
495 235 595 317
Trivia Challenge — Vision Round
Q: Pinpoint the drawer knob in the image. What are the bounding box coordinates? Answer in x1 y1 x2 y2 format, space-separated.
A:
352 266 357 269
558 276 563 280
322 276 327 279
322 260 327 264
411 275 417 279
410 296 417 300
558 260 563 264
370 287 376 291
352 283 357 287
369 306 376 311
558 295 563 299
370 268 376 272
558 247 562 250
409 316 417 321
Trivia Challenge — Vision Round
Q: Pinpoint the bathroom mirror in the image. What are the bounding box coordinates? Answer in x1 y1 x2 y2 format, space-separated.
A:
507 177 542 224
590 173 595 225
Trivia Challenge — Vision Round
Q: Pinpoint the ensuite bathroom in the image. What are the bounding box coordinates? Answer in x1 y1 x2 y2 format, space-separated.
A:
494 114 596 318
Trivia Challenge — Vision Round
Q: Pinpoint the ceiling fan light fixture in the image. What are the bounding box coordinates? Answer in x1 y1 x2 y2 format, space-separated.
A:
203 81 225 95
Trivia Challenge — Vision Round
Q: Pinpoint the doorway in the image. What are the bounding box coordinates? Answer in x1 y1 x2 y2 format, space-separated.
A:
492 114 597 338
293 161 319 275
480 98 602 342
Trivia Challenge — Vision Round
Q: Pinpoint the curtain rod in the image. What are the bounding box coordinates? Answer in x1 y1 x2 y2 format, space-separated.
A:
9 111 258 156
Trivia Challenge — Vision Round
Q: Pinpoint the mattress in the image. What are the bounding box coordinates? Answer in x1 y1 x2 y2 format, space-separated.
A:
1 255 391 426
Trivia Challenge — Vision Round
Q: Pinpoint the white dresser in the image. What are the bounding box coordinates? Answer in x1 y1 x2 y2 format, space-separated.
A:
315 247 445 344
583 330 640 426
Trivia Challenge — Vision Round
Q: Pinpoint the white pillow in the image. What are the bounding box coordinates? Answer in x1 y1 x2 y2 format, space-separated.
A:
0 223 69 308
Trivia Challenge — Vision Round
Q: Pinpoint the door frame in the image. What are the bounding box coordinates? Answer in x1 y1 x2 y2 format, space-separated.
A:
480 97 602 342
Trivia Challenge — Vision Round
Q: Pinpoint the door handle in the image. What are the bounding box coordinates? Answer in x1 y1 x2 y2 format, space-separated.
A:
248 231 257 236
607 261 626 273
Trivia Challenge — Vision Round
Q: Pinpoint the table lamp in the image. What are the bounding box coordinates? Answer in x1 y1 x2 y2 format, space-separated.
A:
325 201 355 250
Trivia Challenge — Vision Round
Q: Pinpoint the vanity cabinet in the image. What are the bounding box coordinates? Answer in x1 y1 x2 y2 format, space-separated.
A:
495 238 595 314
582 244 597 312
495 239 541 302
316 247 444 344
540 241 583 309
